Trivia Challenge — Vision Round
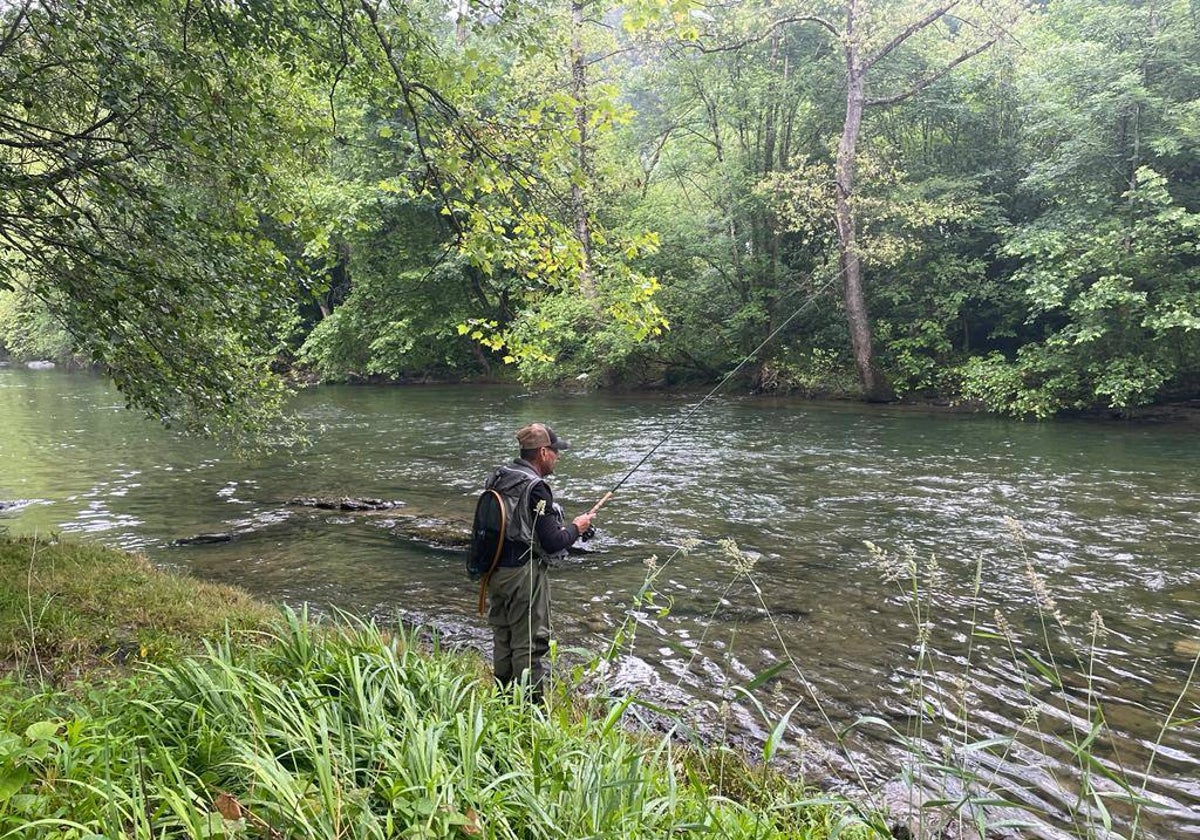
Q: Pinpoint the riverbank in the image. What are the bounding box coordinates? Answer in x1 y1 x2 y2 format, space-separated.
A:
295 369 1200 426
6 355 1200 428
0 535 879 839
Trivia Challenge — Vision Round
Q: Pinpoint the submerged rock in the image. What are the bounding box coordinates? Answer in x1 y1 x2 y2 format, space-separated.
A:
170 509 294 548
171 533 235 545
389 515 471 548
25 360 56 370
289 497 404 511
1173 638 1200 659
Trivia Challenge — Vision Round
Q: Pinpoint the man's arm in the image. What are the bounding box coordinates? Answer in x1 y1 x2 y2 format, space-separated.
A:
530 482 586 554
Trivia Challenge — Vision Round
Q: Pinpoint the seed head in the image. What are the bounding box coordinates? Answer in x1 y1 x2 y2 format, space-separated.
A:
994 609 1018 645
718 537 757 577
1024 559 1059 618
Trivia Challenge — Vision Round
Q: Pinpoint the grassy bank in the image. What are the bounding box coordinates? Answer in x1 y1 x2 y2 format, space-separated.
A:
0 535 275 683
0 536 878 839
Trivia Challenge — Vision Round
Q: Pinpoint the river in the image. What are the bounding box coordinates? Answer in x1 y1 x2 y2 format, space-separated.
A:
1 367 1197 839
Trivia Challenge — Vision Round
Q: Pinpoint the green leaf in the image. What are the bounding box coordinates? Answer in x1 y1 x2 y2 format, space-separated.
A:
1022 652 1063 688
743 660 789 692
840 715 902 738
0 765 33 802
1091 788 1113 833
962 736 1012 753
24 721 58 742
764 700 802 763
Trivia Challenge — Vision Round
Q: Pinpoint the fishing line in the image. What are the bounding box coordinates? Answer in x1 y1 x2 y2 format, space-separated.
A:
587 273 839 515
583 268 885 822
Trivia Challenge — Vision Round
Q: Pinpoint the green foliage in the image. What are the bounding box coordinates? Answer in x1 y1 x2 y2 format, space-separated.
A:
298 261 482 381
768 147 1009 396
957 349 1080 419
458 230 667 383
967 168 1200 415
0 0 330 441
264 0 670 386
4 0 1200 414
0 606 874 839
956 0 1200 415
0 290 74 363
755 347 862 397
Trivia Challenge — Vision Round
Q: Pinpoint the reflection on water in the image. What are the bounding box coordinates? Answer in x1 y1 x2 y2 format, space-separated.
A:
2 368 1198 839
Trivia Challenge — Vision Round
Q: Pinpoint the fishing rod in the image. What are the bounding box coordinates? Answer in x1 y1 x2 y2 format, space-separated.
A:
584 277 838 520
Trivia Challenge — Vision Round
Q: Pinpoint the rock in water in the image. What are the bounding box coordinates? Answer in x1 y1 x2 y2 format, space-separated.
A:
1173 638 1200 659
288 497 403 511
171 533 234 545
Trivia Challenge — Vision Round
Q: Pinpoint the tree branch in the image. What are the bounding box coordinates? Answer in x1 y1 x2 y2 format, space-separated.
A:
863 0 960 71
682 13 839 54
0 0 33 59
866 36 997 108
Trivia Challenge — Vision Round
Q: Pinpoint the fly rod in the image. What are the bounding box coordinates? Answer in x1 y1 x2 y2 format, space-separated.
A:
585 280 836 518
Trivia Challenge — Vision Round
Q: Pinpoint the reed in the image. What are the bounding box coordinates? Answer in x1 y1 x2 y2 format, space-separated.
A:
587 526 1198 840
854 523 1200 840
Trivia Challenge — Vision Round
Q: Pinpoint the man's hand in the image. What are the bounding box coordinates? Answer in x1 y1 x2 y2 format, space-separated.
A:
573 512 594 533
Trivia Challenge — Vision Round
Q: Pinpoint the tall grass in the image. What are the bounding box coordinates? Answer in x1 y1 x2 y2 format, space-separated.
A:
853 523 1200 840
589 527 1198 840
0 605 875 839
586 538 890 837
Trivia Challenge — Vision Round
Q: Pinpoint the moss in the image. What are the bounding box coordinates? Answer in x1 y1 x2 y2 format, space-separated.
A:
0 535 275 683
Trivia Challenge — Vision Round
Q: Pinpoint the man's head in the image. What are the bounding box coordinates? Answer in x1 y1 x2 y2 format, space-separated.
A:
516 422 571 475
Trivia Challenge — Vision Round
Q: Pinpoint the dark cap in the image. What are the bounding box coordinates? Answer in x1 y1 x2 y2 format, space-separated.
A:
516 422 571 452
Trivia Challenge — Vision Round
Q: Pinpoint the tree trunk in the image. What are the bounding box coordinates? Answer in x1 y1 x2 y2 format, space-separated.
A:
570 0 595 299
834 17 894 402
319 240 353 319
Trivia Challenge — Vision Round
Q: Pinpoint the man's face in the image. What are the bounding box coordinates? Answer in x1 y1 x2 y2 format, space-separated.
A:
540 446 561 475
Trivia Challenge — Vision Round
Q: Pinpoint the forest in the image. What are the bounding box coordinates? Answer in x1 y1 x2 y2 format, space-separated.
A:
1 0 1198 437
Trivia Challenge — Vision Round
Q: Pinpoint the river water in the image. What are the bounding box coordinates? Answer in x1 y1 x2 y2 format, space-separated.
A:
2 367 1197 839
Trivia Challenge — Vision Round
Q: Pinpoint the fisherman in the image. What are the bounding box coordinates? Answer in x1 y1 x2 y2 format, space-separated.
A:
482 422 595 703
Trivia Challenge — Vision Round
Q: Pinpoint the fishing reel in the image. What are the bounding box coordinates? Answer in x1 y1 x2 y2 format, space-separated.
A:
580 525 597 542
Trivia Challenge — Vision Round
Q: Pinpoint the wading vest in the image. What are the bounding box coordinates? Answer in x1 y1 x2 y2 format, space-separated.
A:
484 460 568 562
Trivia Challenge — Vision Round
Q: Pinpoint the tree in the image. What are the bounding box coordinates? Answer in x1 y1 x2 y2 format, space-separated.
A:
797 0 1019 401
625 0 1020 399
961 0 1200 415
1 0 667 433
310 0 665 383
0 0 329 439
607 6 846 389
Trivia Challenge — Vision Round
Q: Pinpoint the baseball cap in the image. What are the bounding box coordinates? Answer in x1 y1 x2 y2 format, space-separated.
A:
516 422 571 452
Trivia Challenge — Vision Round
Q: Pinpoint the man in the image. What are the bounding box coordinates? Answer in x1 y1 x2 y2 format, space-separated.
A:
482 422 595 703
